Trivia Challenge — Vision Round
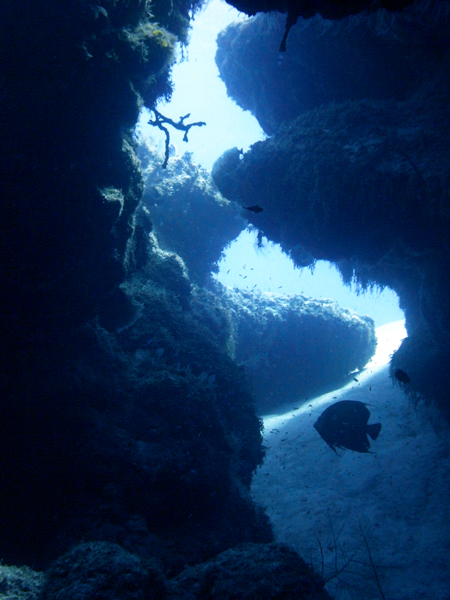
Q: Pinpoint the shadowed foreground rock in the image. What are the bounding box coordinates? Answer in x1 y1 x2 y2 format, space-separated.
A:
41 542 332 600
44 542 166 600
0 0 275 574
168 543 332 600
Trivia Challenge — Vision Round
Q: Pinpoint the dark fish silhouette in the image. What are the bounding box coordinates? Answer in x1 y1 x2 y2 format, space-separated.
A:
395 368 411 384
313 400 381 454
244 205 263 213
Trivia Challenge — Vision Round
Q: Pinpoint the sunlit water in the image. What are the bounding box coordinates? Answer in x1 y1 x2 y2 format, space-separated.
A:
215 230 404 327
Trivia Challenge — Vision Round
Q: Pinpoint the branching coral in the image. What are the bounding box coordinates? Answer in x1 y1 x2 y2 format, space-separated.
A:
148 108 206 167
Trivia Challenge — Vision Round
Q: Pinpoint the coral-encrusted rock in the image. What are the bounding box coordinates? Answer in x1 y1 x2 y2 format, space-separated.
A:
0 564 45 600
44 542 166 600
214 0 450 416
216 9 422 135
141 149 245 286
168 542 332 600
219 287 376 414
212 94 450 414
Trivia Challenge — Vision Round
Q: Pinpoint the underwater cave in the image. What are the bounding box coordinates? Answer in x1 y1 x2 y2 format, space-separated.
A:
1 0 449 599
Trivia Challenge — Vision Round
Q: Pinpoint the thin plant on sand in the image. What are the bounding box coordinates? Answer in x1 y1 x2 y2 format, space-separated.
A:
308 511 388 600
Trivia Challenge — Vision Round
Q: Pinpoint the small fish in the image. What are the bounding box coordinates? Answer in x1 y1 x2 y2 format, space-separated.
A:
244 205 263 213
313 400 381 454
353 377 359 382
395 368 411 384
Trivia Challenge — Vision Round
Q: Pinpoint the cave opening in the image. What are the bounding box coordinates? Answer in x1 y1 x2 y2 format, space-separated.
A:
136 0 405 340
214 228 404 328
3 1 450 594
136 0 264 170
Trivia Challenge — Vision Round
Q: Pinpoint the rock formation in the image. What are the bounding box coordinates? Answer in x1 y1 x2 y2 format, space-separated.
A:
213 1 450 416
140 147 245 285
217 287 376 414
0 0 274 577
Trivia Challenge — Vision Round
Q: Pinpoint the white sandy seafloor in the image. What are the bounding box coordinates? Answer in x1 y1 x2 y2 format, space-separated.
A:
251 321 450 600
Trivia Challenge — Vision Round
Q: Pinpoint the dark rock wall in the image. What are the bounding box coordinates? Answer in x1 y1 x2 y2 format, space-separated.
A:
0 0 178 329
0 0 277 577
212 1 450 415
0 230 273 570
